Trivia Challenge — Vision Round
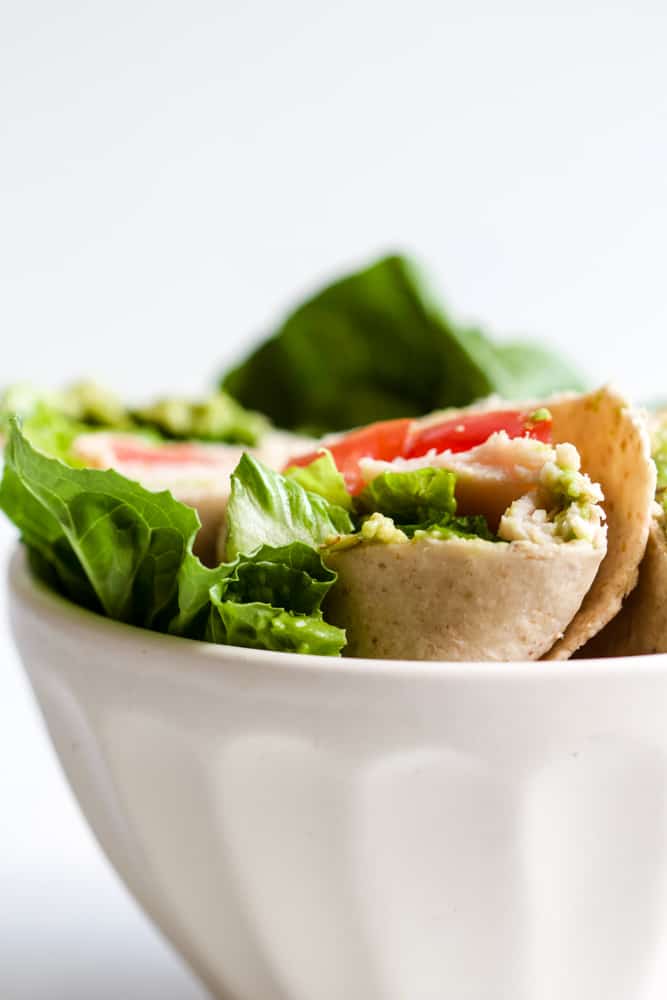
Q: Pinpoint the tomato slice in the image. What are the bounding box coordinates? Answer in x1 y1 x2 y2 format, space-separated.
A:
285 418 412 494
285 410 552 495
404 409 552 459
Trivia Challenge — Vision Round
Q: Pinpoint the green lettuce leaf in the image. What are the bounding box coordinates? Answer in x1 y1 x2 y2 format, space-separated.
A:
166 552 236 639
225 453 353 559
0 418 199 626
284 450 353 510
209 600 344 655
653 425 667 494
224 542 336 612
357 467 496 541
358 467 457 524
171 545 344 654
169 541 339 639
1 420 345 655
221 254 584 434
0 385 95 465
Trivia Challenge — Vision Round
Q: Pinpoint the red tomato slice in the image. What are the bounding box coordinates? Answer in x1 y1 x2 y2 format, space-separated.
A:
285 418 412 494
285 410 552 495
404 409 552 459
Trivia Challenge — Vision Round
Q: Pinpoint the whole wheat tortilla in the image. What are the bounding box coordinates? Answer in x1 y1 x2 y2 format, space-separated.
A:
542 386 655 659
579 515 667 657
324 535 604 661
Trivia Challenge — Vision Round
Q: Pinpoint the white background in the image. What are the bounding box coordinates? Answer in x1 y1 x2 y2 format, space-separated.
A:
2 3 667 998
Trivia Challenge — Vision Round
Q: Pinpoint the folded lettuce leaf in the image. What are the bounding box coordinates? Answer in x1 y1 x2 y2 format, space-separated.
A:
358 467 456 523
171 544 344 654
358 467 496 540
225 453 354 559
1 418 200 625
169 542 336 635
284 450 353 510
0 421 345 655
222 254 584 434
288 455 495 542
209 601 343 654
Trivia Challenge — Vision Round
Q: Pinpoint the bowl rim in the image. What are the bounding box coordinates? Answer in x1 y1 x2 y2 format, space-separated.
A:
8 543 667 682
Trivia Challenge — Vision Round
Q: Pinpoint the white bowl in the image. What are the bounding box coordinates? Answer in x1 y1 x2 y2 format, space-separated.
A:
9 545 667 1000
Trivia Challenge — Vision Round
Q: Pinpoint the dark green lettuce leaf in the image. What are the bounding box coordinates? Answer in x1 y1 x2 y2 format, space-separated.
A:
284 450 353 510
225 453 353 559
221 254 584 434
0 418 199 626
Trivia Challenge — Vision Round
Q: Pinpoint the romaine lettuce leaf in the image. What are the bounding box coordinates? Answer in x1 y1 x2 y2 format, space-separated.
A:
224 542 336 612
357 467 496 541
169 541 338 639
0 418 199 625
225 453 353 559
358 467 457 524
221 254 584 434
209 600 344 655
168 546 345 655
0 421 345 655
284 450 353 510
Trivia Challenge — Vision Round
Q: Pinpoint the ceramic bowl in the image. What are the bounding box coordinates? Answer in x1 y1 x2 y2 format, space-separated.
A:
9 546 667 1000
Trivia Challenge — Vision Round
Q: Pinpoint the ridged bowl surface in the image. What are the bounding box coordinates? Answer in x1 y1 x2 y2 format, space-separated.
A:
9 547 667 1000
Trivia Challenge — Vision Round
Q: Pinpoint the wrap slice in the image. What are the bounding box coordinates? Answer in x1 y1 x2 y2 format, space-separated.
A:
306 386 654 661
580 408 666 657
543 387 655 658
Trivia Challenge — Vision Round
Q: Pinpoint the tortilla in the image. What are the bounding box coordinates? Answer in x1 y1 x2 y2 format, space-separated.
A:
323 386 654 661
542 386 655 659
324 535 604 661
580 517 667 657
